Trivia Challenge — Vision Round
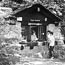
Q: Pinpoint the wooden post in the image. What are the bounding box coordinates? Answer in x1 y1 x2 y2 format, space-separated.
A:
26 26 31 42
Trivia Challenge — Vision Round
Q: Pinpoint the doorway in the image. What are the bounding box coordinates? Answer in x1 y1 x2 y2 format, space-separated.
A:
30 25 46 41
31 26 38 38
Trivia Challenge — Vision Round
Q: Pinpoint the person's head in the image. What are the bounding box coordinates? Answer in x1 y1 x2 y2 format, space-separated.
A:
31 30 35 35
47 30 53 35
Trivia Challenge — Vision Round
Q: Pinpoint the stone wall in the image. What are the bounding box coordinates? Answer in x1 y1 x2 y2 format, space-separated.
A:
0 20 22 41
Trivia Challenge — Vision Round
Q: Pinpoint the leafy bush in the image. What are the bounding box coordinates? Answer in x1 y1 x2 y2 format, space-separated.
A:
53 45 65 59
0 53 10 65
0 39 21 65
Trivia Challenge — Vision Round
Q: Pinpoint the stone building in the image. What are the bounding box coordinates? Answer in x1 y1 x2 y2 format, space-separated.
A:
14 3 62 42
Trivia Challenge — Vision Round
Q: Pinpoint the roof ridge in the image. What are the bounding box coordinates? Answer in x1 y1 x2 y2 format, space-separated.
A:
12 3 62 21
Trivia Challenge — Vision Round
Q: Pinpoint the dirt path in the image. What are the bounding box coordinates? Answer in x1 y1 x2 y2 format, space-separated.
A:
15 57 65 65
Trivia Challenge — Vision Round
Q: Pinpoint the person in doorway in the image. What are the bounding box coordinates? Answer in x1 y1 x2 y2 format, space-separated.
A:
31 30 38 42
47 31 55 59
30 30 38 49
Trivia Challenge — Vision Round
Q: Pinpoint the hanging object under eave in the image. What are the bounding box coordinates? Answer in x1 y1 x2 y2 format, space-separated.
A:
14 3 62 25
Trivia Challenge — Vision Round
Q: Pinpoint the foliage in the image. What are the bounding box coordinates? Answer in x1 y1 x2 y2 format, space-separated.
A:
53 45 65 59
0 53 10 65
0 37 21 65
0 43 10 65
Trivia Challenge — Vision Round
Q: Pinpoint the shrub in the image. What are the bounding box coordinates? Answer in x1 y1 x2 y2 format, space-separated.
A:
53 45 65 59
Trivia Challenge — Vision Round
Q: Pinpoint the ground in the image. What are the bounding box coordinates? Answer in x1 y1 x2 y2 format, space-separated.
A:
0 39 65 65
15 57 65 65
9 46 65 65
